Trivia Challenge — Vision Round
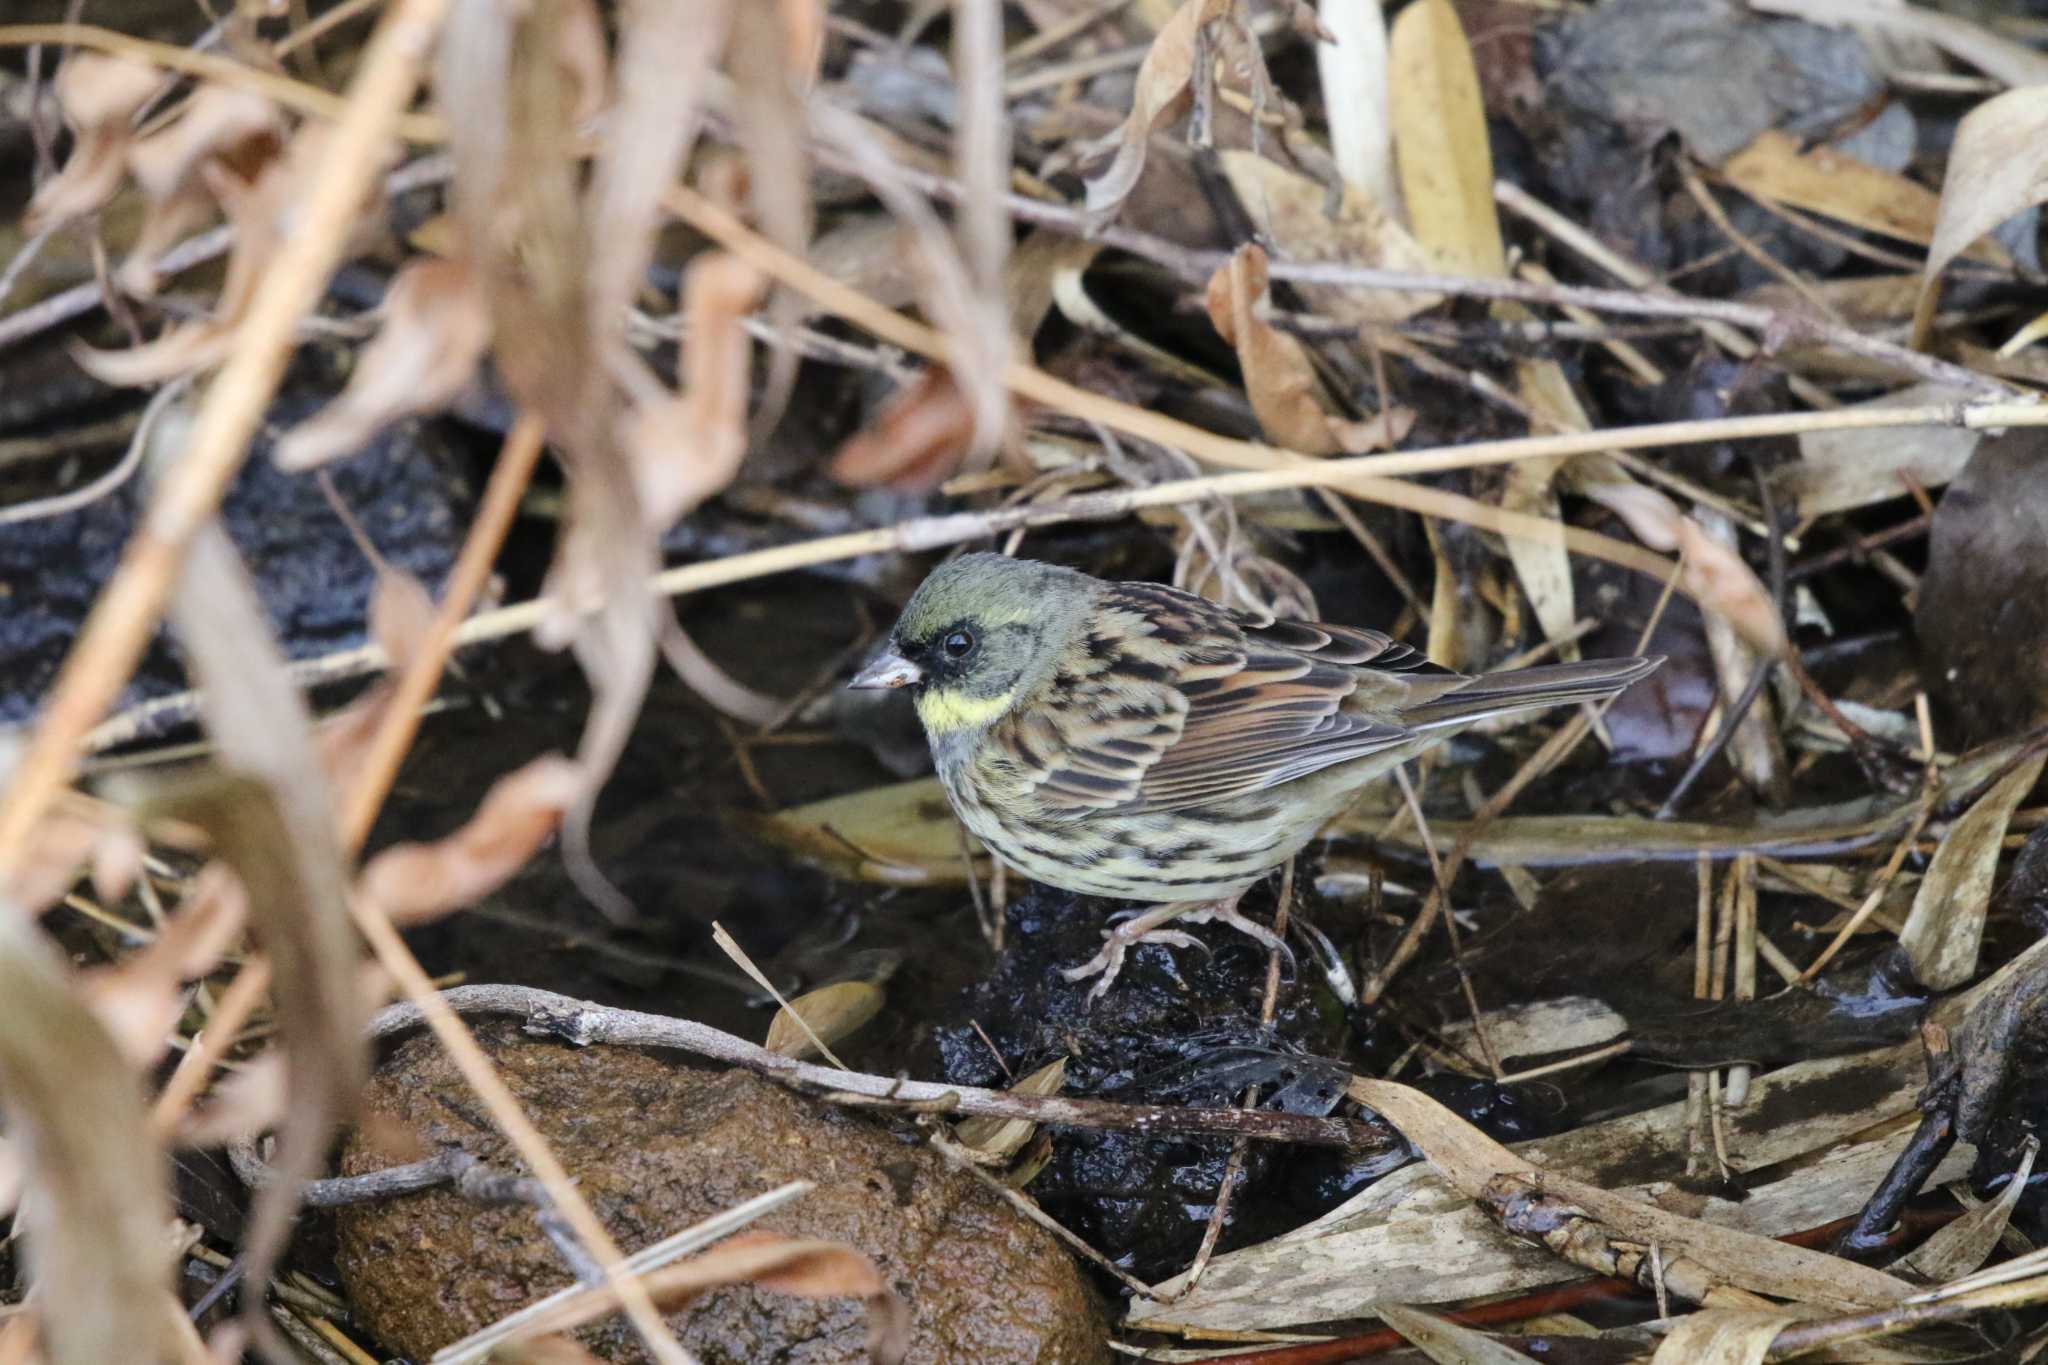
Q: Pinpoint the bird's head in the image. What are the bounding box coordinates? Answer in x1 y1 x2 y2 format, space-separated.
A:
847 553 1095 740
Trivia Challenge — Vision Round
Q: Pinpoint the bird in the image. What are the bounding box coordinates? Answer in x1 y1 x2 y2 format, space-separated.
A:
848 553 1662 999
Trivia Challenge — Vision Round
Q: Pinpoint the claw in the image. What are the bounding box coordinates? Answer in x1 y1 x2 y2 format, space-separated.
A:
1061 893 1288 1003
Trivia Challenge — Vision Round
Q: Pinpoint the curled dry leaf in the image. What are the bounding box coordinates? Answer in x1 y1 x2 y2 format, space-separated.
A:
274 257 493 471
178 1050 290 1148
1206 243 1412 454
79 861 248 1068
1570 468 1789 658
623 251 768 528
357 755 585 926
0 906 175 1365
1900 752 2048 991
1216 150 1439 324
1913 85 2048 348
22 53 161 232
765 980 886 1060
121 83 287 296
1079 0 1229 227
1648 1308 1804 1365
829 366 981 489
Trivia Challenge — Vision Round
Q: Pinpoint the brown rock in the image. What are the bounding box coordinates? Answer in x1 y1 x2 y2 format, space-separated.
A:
335 1024 1108 1364
1918 428 2048 746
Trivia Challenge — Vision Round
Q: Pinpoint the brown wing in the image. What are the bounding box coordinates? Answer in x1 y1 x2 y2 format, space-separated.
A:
996 581 1455 817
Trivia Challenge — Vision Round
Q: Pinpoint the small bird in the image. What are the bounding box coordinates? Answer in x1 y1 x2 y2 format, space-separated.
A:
849 554 1661 998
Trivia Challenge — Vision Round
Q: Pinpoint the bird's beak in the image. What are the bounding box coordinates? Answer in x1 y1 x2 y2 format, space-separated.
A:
848 650 923 691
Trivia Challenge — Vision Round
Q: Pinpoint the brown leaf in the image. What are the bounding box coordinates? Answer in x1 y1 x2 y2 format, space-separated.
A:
765 980 885 1060
23 53 161 232
956 1057 1066 1161
0 908 175 1365
79 861 247 1068
1081 0 1229 226
273 257 493 471
1205 243 1411 454
357 755 585 925
1912 85 2048 347
121 83 286 296
623 251 767 528
829 367 981 489
1216 151 1438 323
1649 1308 1804 1365
0 795 143 915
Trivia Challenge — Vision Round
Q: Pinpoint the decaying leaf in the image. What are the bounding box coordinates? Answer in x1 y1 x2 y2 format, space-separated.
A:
956 1057 1067 1163
1913 85 2048 347
121 83 287 296
1752 0 2048 88
1900 752 2047 991
623 251 769 528
2 794 144 916
1079 0 1228 226
1216 150 1439 324
274 257 494 471
1782 383 1982 516
0 905 175 1365
1377 1303 1541 1365
1649 1308 1804 1365
79 861 247 1068
1722 130 1992 261
162 524 365 1350
830 367 983 489
765 980 886 1060
1205 244 1411 454
1892 1139 2037 1285
749 777 984 885
1387 0 1503 276
357 756 585 926
22 53 161 232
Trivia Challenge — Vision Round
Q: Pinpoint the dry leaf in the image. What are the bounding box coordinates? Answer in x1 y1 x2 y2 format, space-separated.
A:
178 1049 289 1147
357 756 585 925
1722 130 2002 263
765 980 886 1060
274 257 493 471
1316 0 1399 215
1649 1308 1804 1365
1892 1139 2036 1284
79 862 247 1068
1913 85 2048 347
23 53 161 232
1751 0 2048 88
1216 150 1439 323
1376 1303 1539 1365
1080 0 1229 226
749 777 983 885
957 1057 1067 1162
121 83 286 296
623 251 768 528
830 367 982 489
0 909 176 1365
1900 753 2046 990
1387 0 1504 276
1783 383 1983 516
1569 468 1788 658
1205 243 1411 454
2 796 143 915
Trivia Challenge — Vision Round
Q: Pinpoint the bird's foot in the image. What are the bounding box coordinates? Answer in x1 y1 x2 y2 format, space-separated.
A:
1062 894 1291 1004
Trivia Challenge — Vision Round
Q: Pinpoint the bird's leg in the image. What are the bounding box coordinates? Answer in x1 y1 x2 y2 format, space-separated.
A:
1062 889 1293 1003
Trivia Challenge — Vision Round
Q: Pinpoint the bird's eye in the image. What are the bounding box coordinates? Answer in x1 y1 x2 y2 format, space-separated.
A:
942 629 976 658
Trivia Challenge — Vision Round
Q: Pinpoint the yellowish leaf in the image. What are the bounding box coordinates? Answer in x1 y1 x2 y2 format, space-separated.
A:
1913 85 2048 348
1387 0 1503 276
957 1057 1066 1161
765 981 886 1060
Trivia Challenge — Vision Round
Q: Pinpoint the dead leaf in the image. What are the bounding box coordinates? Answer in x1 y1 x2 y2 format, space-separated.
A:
23 53 161 232
177 1050 289 1147
273 257 494 471
1376 1303 1539 1365
1649 1308 1804 1364
1913 85 2048 347
1 796 143 916
957 1057 1067 1162
1216 150 1439 323
121 83 286 296
1387 0 1503 276
1722 130 2002 264
1205 243 1411 454
749 777 983 885
1900 752 2047 991
1894 1139 2037 1285
1782 383 1983 517
357 756 585 925
0 907 175 1365
1080 0 1229 227
765 980 885 1060
1751 0 2048 88
830 367 982 489
79 862 247 1067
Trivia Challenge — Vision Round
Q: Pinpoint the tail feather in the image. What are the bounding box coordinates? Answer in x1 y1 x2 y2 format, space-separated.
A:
1400 655 1663 730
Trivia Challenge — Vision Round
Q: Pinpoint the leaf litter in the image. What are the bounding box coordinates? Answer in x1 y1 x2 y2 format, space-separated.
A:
13 0 2048 1362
